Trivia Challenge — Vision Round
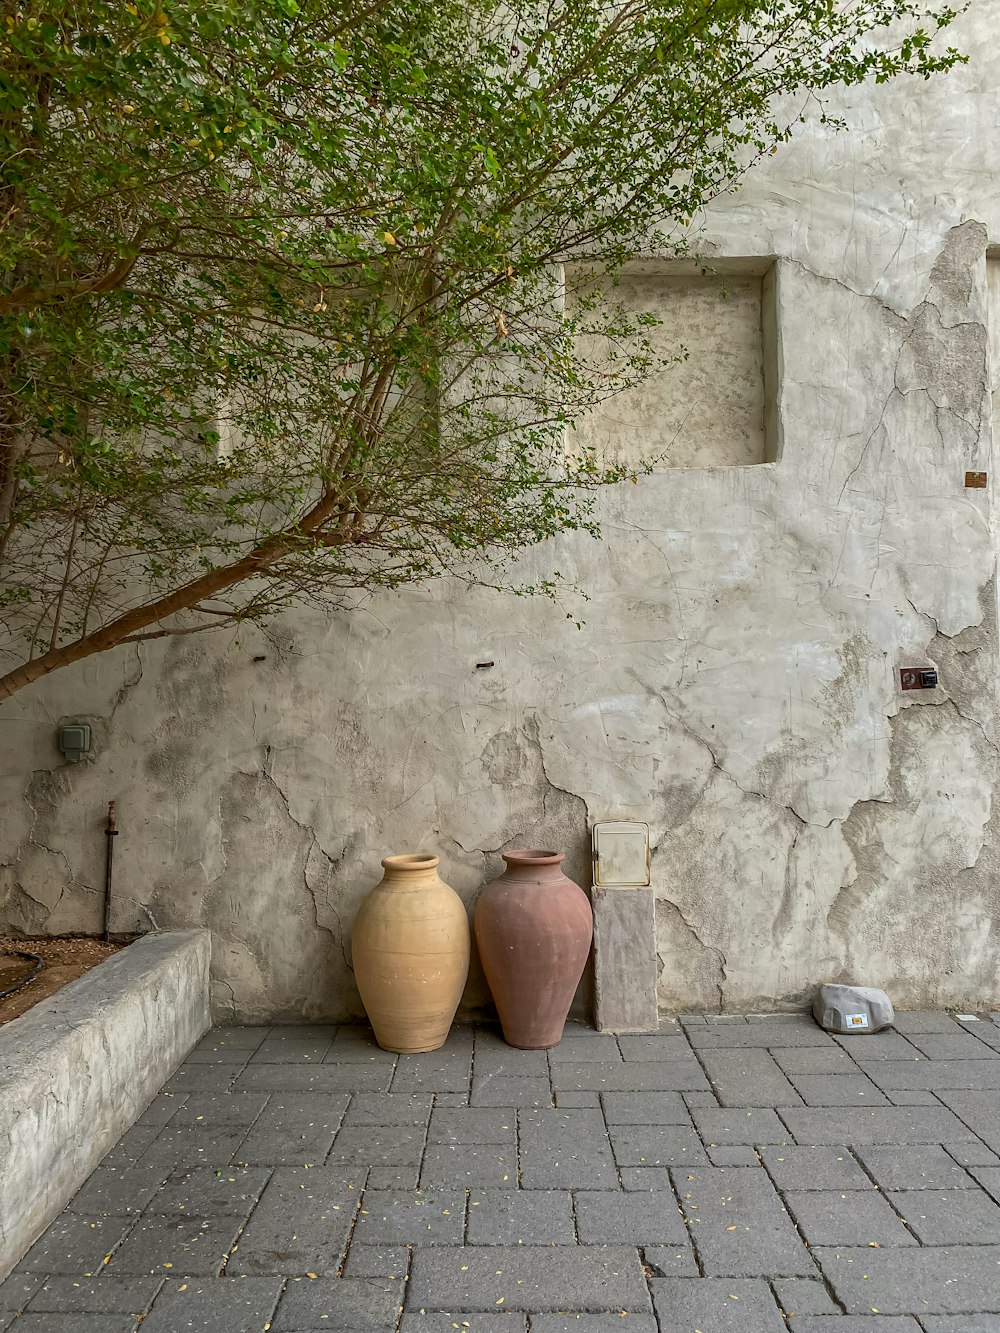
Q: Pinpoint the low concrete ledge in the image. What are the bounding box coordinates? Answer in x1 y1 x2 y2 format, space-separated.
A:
0 929 211 1281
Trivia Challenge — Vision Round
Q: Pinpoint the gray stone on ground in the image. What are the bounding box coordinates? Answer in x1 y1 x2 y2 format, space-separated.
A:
813 984 894 1035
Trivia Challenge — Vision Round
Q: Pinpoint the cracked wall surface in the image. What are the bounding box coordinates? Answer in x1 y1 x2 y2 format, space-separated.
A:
2 5 1000 1019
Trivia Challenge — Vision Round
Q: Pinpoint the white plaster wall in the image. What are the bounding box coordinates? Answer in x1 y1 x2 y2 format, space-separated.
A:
2 3 1000 1019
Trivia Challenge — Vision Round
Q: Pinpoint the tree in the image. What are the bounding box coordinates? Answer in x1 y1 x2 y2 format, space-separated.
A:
0 0 964 701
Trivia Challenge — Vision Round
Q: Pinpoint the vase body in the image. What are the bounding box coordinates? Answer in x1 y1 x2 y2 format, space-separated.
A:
352 854 470 1053
474 849 594 1049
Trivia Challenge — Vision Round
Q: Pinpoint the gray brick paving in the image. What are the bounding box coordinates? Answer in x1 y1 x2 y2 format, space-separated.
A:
328 1123 426 1166
708 1145 762 1165
859 1062 1000 1091
687 1023 833 1049
343 1092 433 1125
759 1146 874 1190
833 1033 923 1061
530 1318 657 1333
168 1090 271 1126
609 1123 708 1167
892 1014 964 1034
408 1245 651 1311
105 1213 242 1275
887 1189 1000 1244
814 1246 1000 1314
466 1190 575 1244
15 1214 134 1273
790 1075 891 1106
619 1167 675 1189
150 1166 272 1216
649 1277 786 1332
224 1166 360 1275
782 1189 917 1246
0 1272 43 1312
771 1278 842 1315
342 1243 411 1277
549 1061 710 1092
673 1167 814 1276
471 1076 553 1106
574 1191 687 1245
399 1318 527 1333
600 1092 691 1124
23 1276 162 1314
548 1035 623 1062
353 1191 466 1246
428 1108 516 1143
772 1047 863 1076
936 1092 1000 1152
853 1146 976 1190
907 1034 1000 1061
780 1106 976 1144
921 1320 1000 1331
788 1321 922 1332
133 1124 251 1168
420 1143 517 1188
235 1061 393 1091
951 1141 1000 1166
18 1015 1000 1330
139 1277 283 1332
699 1050 804 1107
518 1109 620 1189
642 1246 700 1276
6 1317 139 1332
692 1107 791 1145
616 1035 694 1061
271 1275 403 1329
65 1165 172 1215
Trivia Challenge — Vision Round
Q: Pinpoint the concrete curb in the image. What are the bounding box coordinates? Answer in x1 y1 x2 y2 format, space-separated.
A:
0 929 211 1280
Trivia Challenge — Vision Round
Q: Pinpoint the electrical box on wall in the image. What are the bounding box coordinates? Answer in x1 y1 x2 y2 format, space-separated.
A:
592 821 650 887
58 723 91 762
900 668 938 691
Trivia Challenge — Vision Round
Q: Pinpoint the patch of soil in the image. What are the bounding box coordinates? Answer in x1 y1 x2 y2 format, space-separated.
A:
0 935 131 1026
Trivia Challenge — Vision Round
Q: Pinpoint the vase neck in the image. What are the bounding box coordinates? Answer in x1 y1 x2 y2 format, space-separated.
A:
502 849 565 881
380 853 440 888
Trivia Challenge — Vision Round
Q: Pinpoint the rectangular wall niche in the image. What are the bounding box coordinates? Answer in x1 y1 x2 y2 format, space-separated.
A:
567 260 779 469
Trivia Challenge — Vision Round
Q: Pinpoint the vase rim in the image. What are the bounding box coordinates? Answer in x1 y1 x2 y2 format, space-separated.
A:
502 848 564 866
381 853 440 871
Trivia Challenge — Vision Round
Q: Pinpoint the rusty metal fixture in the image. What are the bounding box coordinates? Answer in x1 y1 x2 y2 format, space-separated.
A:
104 800 119 941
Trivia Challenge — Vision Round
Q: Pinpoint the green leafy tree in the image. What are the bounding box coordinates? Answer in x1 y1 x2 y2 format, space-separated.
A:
0 0 963 700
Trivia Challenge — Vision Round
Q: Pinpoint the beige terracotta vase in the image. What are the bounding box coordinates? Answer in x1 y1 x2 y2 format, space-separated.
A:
351 853 470 1053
